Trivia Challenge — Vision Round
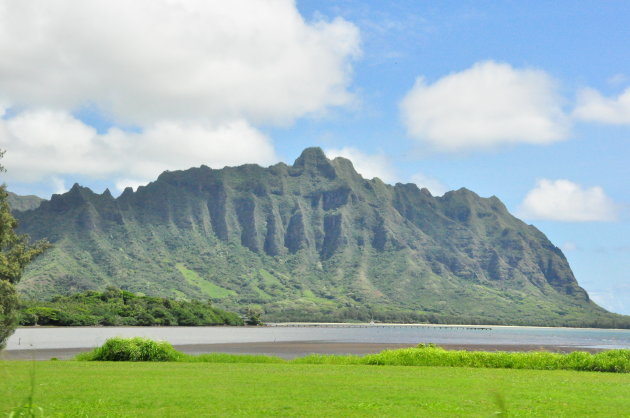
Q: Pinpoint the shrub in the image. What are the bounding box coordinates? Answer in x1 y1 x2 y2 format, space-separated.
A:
76 337 183 361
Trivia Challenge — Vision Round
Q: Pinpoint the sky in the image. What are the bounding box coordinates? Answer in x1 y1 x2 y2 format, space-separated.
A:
1 1 630 313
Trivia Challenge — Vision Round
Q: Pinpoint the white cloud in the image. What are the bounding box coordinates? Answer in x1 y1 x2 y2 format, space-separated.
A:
0 0 360 126
107 119 279 180
400 61 569 151
115 179 148 193
0 1 361 192
0 110 278 185
409 172 447 196
3 110 111 179
561 241 578 252
519 179 617 222
51 177 67 195
589 287 630 315
325 147 396 183
573 87 630 124
607 74 627 86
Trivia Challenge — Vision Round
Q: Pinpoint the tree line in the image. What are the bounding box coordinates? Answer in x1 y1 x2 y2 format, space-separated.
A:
19 286 243 326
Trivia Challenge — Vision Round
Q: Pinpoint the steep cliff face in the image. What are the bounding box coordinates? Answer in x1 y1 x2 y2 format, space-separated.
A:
15 148 620 325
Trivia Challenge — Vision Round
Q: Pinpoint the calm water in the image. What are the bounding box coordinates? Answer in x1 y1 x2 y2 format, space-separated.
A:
6 324 630 351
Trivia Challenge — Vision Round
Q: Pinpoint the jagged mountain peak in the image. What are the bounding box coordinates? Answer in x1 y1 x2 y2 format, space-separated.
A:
291 147 337 180
293 146 328 165
14 147 623 326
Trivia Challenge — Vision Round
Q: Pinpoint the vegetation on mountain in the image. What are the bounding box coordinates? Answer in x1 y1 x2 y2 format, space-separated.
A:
7 191 44 212
14 147 630 327
0 151 50 349
19 287 242 326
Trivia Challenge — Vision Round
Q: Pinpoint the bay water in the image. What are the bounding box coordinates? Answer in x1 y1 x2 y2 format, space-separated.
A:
6 324 630 352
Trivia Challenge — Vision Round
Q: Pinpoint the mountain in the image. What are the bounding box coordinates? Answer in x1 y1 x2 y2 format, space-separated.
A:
7 191 45 212
14 148 629 326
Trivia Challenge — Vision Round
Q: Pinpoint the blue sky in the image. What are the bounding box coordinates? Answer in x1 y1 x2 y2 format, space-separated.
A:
1 1 629 313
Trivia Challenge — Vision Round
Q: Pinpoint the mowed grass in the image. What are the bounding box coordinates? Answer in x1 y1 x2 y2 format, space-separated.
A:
2 361 630 417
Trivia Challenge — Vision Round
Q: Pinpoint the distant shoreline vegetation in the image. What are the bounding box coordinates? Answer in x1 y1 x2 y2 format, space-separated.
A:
18 287 243 326
15 285 630 329
258 308 630 329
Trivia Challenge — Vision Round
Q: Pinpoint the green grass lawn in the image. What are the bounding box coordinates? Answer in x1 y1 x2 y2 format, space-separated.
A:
2 361 630 417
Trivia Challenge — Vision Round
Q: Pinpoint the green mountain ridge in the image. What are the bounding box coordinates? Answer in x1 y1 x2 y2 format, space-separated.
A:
14 147 629 326
7 191 45 212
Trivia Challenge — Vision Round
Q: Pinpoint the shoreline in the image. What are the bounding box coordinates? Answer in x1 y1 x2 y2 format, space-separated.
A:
1 341 607 361
14 322 630 331
268 322 630 331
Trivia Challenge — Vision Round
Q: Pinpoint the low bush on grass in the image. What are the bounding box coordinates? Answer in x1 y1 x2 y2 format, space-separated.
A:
77 338 630 373
299 345 630 373
76 337 184 361
77 338 284 363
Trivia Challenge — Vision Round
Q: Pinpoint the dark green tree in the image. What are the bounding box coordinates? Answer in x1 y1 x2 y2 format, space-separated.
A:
0 151 50 349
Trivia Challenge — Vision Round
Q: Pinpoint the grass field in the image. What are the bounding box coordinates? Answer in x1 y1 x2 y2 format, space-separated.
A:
76 337 630 373
2 360 630 417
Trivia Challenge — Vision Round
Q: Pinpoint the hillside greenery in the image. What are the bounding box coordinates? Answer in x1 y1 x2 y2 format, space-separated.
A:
19 287 243 326
7 191 44 212
13 147 630 327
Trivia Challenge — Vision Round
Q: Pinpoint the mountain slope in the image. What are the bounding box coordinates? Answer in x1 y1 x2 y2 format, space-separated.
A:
8 191 45 212
15 148 627 326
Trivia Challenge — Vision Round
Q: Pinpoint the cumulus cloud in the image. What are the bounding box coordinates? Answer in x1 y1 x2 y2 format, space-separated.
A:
573 87 630 124
0 0 360 126
519 179 617 222
400 61 569 151
0 110 278 185
325 147 396 183
0 1 362 191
